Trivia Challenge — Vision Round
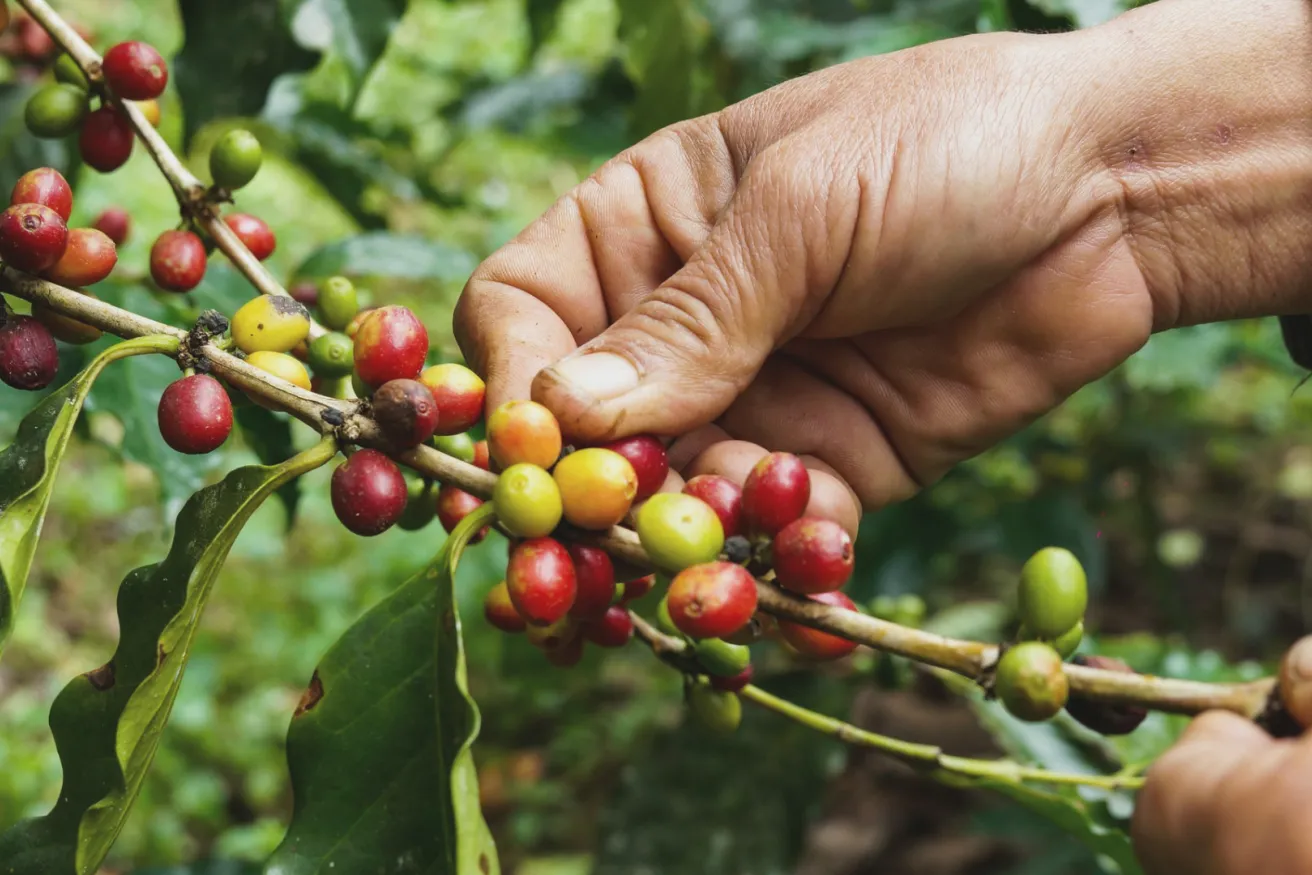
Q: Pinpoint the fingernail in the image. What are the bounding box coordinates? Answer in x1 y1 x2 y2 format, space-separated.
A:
549 352 639 401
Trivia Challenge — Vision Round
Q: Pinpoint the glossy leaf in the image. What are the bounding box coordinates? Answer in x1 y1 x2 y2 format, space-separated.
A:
0 335 180 658
265 502 499 875
0 437 338 874
291 232 476 283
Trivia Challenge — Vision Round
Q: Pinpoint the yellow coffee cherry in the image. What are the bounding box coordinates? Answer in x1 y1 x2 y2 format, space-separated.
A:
245 350 312 391
492 463 562 538
553 447 638 530
231 294 311 354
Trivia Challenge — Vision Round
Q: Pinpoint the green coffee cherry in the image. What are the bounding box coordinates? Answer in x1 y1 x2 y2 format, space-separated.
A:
694 638 751 677
1017 546 1087 640
318 276 359 331
636 493 724 573
656 594 682 637
307 331 355 378
351 372 372 400
25 84 87 139
1017 619 1084 661
433 432 476 464
994 641 1069 722
687 683 741 734
53 55 89 92
397 479 436 531
210 128 263 190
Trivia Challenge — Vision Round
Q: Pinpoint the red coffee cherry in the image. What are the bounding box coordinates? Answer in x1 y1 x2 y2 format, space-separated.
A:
352 305 428 389
42 227 116 287
222 213 275 261
771 517 854 594
566 543 616 619
418 363 485 435
0 203 67 272
16 16 55 61
289 281 318 307
101 41 168 100
584 606 633 648
506 536 577 626
436 484 488 543
371 378 439 448
486 399 562 470
79 106 134 173
777 590 859 661
330 448 407 536
742 452 811 537
472 439 490 471
10 167 71 221
620 573 655 602
666 561 758 640
1064 655 1147 735
709 664 754 693
157 374 233 455
92 208 131 246
682 475 744 539
149 230 207 292
0 314 58 390
544 633 585 668
484 581 527 634
600 434 668 501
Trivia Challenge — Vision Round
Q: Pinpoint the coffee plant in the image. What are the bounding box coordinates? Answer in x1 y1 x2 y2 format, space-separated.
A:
0 0 1304 873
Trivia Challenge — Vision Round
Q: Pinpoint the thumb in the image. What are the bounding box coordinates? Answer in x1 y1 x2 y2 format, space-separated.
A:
531 151 847 442
1278 635 1312 730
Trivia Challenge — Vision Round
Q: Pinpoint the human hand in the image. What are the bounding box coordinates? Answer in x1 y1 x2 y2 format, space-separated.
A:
455 0 1312 532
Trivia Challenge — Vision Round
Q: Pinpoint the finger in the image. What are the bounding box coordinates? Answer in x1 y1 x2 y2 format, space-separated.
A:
1279 635 1312 730
667 424 733 471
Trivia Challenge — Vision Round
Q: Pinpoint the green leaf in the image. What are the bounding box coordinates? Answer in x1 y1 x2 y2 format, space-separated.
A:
291 232 476 283
265 502 499 875
290 0 408 93
526 0 567 52
1027 0 1129 28
617 0 715 138
0 335 180 658
0 437 337 875
234 406 301 524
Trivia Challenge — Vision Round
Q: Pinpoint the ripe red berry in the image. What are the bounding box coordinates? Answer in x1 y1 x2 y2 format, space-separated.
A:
42 227 116 287
566 543 616 619
330 449 407 536
666 561 758 640
289 282 318 307
436 484 487 543
0 202 67 273
682 475 744 539
601 435 668 500
371 378 439 448
777 590 859 661
1064 655 1147 735
92 208 131 246
150 230 207 292
544 633 585 668
16 17 54 61
10 167 71 221
742 452 811 536
101 41 168 100
472 440 490 471
157 374 233 454
621 574 655 602
709 664 754 693
79 106 134 173
771 517 854 594
418 363 485 435
584 606 633 648
506 537 577 626
484 581 527 634
352 305 428 388
0 314 57 390
223 213 275 261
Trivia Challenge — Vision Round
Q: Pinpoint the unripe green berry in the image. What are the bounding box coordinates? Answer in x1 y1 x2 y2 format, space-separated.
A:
1017 546 1087 640
433 431 476 464
396 479 436 531
492 463 562 538
656 593 682 638
25 83 87 138
53 55 89 91
318 275 359 331
687 682 741 734
636 492 724 573
210 128 263 190
694 638 751 677
994 641 1069 722
1019 620 1084 660
307 331 355 378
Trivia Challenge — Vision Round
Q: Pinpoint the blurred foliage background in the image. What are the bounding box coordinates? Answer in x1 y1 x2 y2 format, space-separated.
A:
0 0 1304 872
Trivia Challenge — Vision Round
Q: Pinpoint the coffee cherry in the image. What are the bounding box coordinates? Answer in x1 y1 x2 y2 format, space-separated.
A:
209 128 262 190
157 374 232 454
1064 655 1146 735
694 637 751 677
79 107 134 172
11 167 71 221
553 447 637 530
600 435 668 501
492 462 562 538
709 664 754 693
396 478 436 531
223 213 275 261
771 517 854 595
435 484 488 543
15 15 54 61
352 305 428 389
231 295 310 354
1018 620 1084 660
777 590 860 661
655 593 682 637
92 208 130 246
432 431 476 464
473 439 490 471
0 203 67 272
687 683 741 734
372 378 439 448
566 543 616 619
544 634 586 668
307 331 354 378
681 475 743 539
32 289 101 344
0 314 57 389
1017 546 1087 640
149 230 206 292
584 606 633 648
317 276 358 330
289 282 318 307
245 350 311 391
102 41 168 100
345 306 376 339
24 83 86 138
53 54 89 92
486 399 561 470
666 561 757 640
636 493 724 573
42 227 116 287
484 581 526 633
133 98 161 128
742 452 811 536
621 574 655 602
418 363 485 435
994 642 1068 722
330 448 407 536
507 537 577 626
